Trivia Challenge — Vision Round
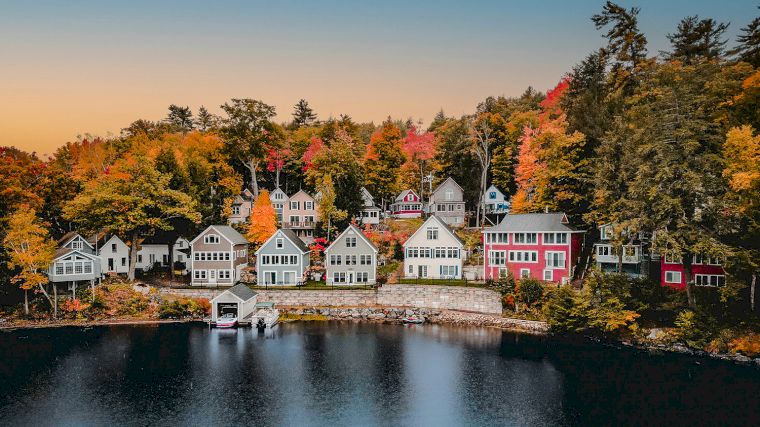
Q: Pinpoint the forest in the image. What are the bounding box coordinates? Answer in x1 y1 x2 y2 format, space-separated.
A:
1 3 759 349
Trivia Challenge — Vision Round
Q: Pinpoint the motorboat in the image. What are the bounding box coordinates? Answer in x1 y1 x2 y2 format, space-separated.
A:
402 315 424 324
216 313 238 328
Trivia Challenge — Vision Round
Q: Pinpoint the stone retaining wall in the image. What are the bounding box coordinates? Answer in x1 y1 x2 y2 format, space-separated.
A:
161 284 503 315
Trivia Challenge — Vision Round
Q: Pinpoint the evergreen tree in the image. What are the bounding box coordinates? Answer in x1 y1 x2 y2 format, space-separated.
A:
592 1 649 93
165 104 194 133
666 16 729 63
427 109 448 132
292 99 318 128
432 117 481 209
730 8 760 67
195 106 218 132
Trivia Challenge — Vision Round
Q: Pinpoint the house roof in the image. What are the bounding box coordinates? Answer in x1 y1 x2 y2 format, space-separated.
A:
403 215 464 247
199 225 248 245
325 224 378 253
256 229 310 254
432 177 463 197
395 189 419 202
212 283 257 303
289 189 315 201
53 247 100 261
143 230 183 245
486 213 582 233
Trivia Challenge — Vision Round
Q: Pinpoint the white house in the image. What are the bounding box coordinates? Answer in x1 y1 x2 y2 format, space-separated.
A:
255 229 311 286
88 233 130 275
229 189 255 224
269 187 287 221
483 185 510 214
403 215 464 279
210 283 258 323
325 224 378 285
136 233 191 273
358 187 381 225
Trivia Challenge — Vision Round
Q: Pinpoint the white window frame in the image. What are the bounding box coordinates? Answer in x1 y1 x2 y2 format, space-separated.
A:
545 251 566 268
508 250 538 263
276 238 284 249
520 268 530 279
204 234 220 244
488 250 506 266
543 269 553 281
665 271 682 284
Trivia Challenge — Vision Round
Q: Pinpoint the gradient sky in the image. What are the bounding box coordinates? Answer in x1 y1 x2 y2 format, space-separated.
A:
1 0 757 155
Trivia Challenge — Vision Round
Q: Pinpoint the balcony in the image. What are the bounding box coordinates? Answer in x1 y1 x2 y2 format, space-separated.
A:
283 221 316 229
594 244 642 264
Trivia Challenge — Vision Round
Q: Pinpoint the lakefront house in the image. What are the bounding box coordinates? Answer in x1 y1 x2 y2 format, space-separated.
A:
391 189 423 218
325 224 378 285
427 177 466 226
661 254 725 289
255 229 311 286
403 215 464 279
48 231 102 290
136 232 190 273
593 223 649 278
483 184 510 214
282 189 319 244
483 213 585 284
88 232 130 276
190 226 249 287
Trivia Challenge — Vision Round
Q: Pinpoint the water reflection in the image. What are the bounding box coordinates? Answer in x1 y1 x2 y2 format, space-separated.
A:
1 322 759 426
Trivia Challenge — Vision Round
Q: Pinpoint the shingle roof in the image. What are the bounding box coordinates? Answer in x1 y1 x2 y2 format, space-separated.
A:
54 247 74 259
212 225 249 245
280 229 309 253
57 231 79 246
228 283 256 301
325 224 378 253
486 213 580 232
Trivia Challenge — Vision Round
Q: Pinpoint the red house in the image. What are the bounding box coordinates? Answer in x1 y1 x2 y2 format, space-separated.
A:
661 254 725 289
483 213 585 284
391 189 423 218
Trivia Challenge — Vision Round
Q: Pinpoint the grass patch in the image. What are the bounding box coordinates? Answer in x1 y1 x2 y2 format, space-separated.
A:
280 312 329 321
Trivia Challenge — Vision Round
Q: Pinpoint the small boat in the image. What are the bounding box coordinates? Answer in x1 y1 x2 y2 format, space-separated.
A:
216 313 238 328
402 315 425 324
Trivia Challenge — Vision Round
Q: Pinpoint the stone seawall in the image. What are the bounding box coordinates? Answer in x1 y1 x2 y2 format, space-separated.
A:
160 284 503 315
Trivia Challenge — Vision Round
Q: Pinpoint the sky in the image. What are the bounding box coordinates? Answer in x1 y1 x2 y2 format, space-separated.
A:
1 0 757 155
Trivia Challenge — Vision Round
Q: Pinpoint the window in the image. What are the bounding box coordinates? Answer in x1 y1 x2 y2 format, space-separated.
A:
121 257 126 266
545 252 566 268
514 233 537 244
330 255 342 265
346 237 356 248
488 250 506 266
138 254 143 263
65 263 73 274
693 254 721 266
111 243 117 252
445 190 453 201
55 262 63 275
498 268 508 278
543 233 568 244
520 269 530 279
194 270 207 279
290 201 300 210
304 215 314 224
408 264 414 274
360 255 372 265
489 191 496 200
597 245 610 256
304 201 314 210
204 234 220 244
665 271 682 284
543 269 553 281
333 272 346 283
440 265 458 277
695 274 725 287
71 240 83 250
508 251 538 263
218 270 231 280
356 272 369 283
232 205 240 215
84 262 92 274
346 255 357 265
276 238 284 249
426 227 438 240
664 253 681 264
289 215 300 225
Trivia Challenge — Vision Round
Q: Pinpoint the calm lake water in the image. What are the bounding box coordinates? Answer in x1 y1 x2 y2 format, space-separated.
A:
1 322 759 427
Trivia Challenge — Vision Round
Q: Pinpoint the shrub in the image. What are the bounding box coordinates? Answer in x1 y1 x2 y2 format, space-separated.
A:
543 286 587 333
674 310 716 349
517 279 544 307
158 298 210 319
728 333 760 357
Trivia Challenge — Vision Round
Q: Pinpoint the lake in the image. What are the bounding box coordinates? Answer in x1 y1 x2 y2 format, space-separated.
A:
1 322 758 426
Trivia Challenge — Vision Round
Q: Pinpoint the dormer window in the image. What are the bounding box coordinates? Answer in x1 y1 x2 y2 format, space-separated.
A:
204 234 220 244
71 240 83 250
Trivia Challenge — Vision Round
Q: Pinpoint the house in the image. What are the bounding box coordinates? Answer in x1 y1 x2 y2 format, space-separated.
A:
136 232 190 273
358 187 381 225
661 254 725 289
229 189 255 224
269 188 287 222
325 224 378 285
210 283 258 323
593 223 651 278
255 229 311 286
483 185 510 214
391 189 423 218
403 215 464 279
427 177 466 226
88 232 130 275
48 232 102 290
482 213 585 284
190 226 249 287
282 189 319 244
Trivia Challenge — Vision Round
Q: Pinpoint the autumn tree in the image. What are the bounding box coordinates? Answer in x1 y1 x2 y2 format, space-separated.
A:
64 155 200 280
3 208 57 316
246 190 278 251
401 125 435 202
470 113 496 227
665 16 728 63
364 119 405 208
316 175 347 239
165 104 194 133
291 99 318 128
432 117 481 209
219 98 281 197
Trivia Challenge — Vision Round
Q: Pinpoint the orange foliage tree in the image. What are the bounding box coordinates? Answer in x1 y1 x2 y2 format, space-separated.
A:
246 190 278 251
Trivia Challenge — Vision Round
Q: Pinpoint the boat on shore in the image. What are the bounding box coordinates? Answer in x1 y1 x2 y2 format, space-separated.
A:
216 313 238 328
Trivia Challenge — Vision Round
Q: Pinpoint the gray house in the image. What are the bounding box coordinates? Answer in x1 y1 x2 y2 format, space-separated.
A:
190 225 249 287
48 232 102 293
325 224 378 285
255 229 310 286
428 177 466 226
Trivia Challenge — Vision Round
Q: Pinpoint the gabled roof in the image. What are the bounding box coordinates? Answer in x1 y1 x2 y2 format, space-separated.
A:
403 215 464 247
289 189 315 202
269 188 287 200
191 225 248 246
53 247 100 262
86 231 109 248
395 189 420 202
242 188 255 200
432 177 463 198
212 283 257 303
325 224 378 253
255 229 309 254
484 184 507 199
485 213 582 233
360 187 375 206
57 231 93 250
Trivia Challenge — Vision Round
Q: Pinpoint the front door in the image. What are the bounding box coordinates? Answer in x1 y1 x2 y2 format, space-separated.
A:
418 265 427 278
108 258 114 271
283 271 294 285
209 269 217 285
347 272 354 284
265 272 276 285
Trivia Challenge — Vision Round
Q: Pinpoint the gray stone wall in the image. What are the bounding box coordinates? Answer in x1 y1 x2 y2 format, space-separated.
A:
161 283 503 315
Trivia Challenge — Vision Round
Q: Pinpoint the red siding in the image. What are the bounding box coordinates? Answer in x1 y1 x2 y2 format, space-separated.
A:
483 232 583 284
660 259 725 289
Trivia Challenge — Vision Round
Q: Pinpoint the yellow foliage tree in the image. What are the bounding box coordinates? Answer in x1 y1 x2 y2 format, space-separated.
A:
246 190 278 251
